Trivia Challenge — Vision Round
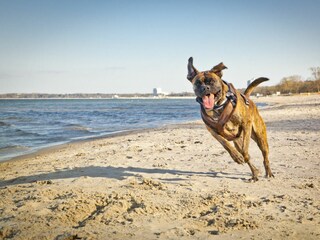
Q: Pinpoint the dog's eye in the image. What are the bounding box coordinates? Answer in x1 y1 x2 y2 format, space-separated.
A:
195 80 202 86
204 79 211 84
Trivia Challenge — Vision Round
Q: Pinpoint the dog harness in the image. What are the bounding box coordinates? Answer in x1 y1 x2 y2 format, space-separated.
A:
196 80 249 141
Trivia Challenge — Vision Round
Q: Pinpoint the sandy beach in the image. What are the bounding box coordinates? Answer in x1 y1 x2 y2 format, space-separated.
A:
0 94 319 240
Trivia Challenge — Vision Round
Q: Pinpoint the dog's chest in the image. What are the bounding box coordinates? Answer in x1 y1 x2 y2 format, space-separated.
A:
224 120 240 134
208 109 241 133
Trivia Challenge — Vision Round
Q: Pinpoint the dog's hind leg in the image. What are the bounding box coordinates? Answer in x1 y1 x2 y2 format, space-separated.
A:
252 115 274 178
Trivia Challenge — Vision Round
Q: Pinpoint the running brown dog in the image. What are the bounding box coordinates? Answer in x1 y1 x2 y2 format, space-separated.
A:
187 57 274 181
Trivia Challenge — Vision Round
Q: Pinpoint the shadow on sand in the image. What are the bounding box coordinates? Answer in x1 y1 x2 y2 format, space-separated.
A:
0 165 250 187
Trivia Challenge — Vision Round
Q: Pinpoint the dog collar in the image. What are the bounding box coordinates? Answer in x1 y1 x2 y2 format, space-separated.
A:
213 97 228 111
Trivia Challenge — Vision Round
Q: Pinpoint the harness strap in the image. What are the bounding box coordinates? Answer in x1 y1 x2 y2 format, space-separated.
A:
222 80 250 107
240 93 250 105
222 80 235 105
198 80 244 141
200 103 240 141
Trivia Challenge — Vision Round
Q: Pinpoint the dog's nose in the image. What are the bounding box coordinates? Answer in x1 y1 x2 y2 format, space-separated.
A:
200 85 210 93
200 85 206 93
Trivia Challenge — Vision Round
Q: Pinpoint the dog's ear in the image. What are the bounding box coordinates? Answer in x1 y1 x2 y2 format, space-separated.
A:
187 57 199 81
211 62 228 78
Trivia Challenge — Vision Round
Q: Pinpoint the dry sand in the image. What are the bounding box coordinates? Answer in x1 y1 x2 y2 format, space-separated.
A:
0 94 319 240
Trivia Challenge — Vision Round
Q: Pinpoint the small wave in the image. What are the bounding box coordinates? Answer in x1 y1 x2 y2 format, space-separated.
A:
0 121 11 127
65 124 92 132
13 128 42 137
4 116 19 120
48 120 64 125
0 145 30 153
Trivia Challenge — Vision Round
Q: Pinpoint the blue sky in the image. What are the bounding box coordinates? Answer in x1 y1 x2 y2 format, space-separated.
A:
0 0 319 94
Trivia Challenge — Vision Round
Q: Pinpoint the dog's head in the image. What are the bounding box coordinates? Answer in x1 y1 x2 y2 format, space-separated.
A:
187 57 227 110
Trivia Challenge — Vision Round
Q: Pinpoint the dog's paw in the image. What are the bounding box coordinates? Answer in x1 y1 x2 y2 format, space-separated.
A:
265 173 275 178
265 168 274 178
249 176 259 182
231 152 245 164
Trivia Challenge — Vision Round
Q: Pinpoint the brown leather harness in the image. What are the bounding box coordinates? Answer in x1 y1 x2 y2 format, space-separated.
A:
197 81 249 141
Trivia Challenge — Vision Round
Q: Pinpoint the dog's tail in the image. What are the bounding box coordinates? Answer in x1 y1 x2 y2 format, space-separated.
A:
244 77 269 97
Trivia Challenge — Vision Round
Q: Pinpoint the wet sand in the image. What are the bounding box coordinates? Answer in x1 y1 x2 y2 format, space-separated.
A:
0 94 319 239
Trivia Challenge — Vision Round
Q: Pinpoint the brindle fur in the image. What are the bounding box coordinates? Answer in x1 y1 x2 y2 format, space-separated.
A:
187 57 274 181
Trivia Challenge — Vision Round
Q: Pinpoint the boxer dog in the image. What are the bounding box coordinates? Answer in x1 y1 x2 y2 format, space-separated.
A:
187 57 274 181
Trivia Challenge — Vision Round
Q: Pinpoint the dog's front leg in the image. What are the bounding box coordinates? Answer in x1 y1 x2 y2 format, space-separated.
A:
205 126 245 164
235 123 260 181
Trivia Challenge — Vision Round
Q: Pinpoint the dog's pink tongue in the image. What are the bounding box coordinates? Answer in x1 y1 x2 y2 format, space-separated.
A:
202 95 214 109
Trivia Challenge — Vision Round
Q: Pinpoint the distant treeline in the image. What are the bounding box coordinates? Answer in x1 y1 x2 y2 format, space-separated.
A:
246 67 320 96
251 77 320 96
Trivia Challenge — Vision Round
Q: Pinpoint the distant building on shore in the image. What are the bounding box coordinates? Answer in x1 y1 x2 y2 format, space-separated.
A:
153 88 162 96
153 88 168 97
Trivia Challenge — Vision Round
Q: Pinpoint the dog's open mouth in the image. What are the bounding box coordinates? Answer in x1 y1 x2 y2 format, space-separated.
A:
202 93 215 109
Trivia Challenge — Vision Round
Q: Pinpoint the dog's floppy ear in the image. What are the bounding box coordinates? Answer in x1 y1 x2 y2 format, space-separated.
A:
211 62 228 78
187 57 199 81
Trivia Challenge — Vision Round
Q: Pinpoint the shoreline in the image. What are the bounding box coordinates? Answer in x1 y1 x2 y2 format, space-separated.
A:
0 94 319 239
0 121 201 164
0 129 140 164
0 97 200 163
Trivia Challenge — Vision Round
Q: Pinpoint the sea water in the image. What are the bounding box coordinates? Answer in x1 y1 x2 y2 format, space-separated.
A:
0 98 200 161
